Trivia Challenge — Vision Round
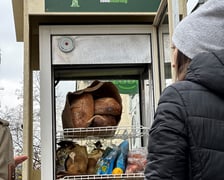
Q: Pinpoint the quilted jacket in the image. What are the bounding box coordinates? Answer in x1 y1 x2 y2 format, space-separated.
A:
144 50 224 180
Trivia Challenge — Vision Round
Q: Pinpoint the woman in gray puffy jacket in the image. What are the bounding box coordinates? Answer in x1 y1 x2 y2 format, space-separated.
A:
144 0 224 179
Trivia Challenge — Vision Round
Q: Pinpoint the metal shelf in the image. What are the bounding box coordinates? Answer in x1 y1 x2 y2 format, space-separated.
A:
57 125 149 140
59 173 144 180
56 126 148 180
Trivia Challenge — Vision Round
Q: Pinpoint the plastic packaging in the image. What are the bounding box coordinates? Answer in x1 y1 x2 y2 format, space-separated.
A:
125 147 147 173
96 147 118 174
112 140 129 174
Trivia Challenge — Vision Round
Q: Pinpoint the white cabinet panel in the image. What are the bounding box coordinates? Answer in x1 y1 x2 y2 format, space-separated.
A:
52 35 151 64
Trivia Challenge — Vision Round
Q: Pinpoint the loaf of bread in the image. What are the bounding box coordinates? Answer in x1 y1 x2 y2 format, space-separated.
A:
70 93 94 128
91 115 117 127
94 97 122 116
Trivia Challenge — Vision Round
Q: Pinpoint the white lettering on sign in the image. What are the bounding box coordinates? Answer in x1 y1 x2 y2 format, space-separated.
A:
100 0 128 3
100 0 110 2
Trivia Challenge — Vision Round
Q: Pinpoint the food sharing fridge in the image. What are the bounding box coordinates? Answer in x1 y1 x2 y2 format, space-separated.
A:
39 25 155 179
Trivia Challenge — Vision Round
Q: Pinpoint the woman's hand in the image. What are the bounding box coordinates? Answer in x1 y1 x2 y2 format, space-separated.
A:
14 155 28 167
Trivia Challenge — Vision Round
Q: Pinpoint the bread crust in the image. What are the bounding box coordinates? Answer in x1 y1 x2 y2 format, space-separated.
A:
70 93 94 128
91 115 117 127
94 97 122 116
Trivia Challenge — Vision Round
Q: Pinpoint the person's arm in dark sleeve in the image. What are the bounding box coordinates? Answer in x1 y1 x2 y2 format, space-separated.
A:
144 86 189 180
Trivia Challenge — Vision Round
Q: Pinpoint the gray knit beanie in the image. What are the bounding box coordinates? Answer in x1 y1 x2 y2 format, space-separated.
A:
172 0 224 59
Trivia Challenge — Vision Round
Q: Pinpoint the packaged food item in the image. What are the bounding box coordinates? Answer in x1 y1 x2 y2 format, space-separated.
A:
125 147 147 173
56 141 88 176
87 141 104 174
112 140 129 174
96 146 119 175
56 141 76 174
64 144 88 175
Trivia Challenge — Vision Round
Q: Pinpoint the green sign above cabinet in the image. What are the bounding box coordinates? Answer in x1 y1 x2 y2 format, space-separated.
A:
45 0 161 12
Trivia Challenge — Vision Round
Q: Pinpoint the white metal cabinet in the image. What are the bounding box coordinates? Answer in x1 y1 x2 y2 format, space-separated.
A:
39 25 155 180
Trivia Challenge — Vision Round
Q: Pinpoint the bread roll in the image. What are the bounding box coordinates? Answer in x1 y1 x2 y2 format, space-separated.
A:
70 93 94 128
94 97 122 116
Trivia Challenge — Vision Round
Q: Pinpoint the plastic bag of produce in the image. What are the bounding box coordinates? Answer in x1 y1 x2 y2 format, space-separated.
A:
125 147 147 173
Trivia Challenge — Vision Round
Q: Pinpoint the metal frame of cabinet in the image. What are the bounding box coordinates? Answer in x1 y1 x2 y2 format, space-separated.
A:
39 25 158 180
